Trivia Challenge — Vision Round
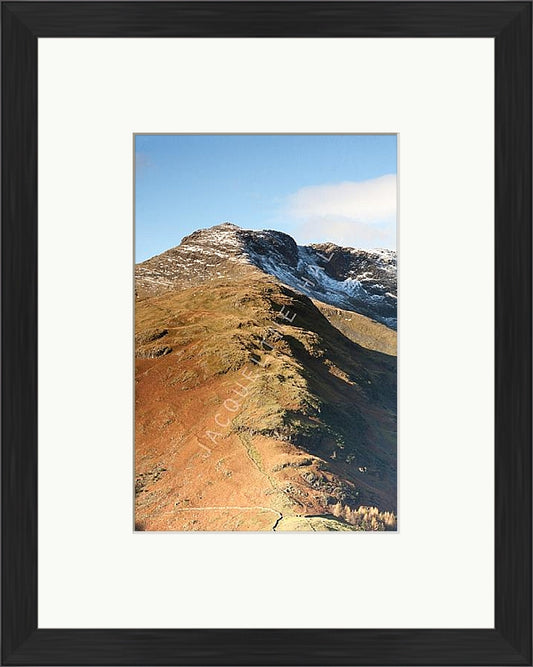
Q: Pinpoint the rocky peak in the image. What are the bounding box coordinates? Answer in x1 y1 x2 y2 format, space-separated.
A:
136 223 397 329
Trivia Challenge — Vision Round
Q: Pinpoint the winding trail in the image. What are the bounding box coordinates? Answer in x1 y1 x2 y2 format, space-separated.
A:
173 505 284 531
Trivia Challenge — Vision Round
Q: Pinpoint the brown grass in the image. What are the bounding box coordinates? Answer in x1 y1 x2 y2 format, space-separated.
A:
135 274 397 531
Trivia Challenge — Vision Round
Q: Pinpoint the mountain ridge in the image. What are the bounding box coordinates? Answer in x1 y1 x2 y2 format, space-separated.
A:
135 223 397 531
136 223 397 329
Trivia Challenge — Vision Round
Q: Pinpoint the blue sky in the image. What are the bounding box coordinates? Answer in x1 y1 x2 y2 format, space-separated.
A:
135 134 397 262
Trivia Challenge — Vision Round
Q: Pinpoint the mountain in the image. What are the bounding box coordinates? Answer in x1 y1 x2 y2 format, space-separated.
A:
136 222 397 328
135 223 397 531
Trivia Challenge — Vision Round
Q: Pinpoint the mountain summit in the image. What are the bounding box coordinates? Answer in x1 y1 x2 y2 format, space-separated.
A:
136 223 397 328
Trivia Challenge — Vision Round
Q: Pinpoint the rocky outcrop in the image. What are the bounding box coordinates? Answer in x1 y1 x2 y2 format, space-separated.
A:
136 223 397 328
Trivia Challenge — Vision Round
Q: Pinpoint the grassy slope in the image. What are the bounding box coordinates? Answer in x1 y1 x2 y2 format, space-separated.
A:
313 301 397 356
135 273 397 531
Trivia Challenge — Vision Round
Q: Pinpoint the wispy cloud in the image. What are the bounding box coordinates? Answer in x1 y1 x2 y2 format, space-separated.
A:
284 174 397 249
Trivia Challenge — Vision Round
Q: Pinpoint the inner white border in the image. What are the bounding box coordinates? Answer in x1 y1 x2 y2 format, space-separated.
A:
38 38 494 629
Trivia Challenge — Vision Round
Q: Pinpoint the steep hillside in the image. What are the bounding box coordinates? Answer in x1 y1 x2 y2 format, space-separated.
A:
135 270 397 531
313 301 397 356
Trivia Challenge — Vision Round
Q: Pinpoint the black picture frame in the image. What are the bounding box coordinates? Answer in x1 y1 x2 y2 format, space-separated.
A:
2 2 531 665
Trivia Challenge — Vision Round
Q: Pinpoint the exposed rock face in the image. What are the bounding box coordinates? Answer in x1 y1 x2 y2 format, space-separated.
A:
136 223 397 328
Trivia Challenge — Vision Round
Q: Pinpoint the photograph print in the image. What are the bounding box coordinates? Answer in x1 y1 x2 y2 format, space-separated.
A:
135 134 397 531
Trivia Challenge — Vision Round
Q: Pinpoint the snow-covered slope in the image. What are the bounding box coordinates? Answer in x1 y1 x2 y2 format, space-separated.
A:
136 223 397 329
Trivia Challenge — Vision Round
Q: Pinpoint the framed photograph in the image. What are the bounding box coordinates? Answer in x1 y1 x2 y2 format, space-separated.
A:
134 133 398 533
2 1 531 665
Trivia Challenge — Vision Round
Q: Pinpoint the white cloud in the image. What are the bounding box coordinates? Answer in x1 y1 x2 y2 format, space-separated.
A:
285 174 397 249
292 217 396 250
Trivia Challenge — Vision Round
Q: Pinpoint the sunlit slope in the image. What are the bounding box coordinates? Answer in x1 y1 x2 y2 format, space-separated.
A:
313 301 397 356
135 274 396 531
